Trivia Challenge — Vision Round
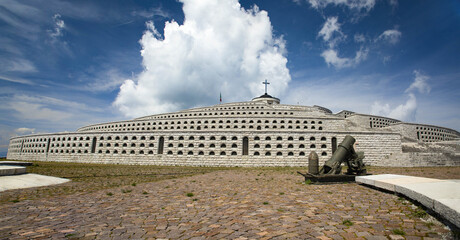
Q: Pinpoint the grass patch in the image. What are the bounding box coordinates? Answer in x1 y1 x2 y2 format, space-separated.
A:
263 201 269 205
279 192 284 195
305 179 312 185
392 229 405 235
65 233 77 239
411 206 427 218
106 192 113 196
186 193 194 197
425 222 435 228
342 219 353 226
142 191 148 195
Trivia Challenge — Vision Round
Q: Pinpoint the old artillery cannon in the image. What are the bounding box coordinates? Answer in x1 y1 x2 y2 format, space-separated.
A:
298 135 367 182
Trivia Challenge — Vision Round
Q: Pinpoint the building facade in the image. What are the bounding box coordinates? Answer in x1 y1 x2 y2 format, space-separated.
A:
6 94 460 167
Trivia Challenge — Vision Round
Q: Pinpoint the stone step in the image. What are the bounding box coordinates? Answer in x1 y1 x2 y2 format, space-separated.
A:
356 174 460 229
0 166 27 176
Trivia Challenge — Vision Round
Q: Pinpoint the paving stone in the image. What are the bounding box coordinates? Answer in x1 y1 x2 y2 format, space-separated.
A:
389 234 405 240
0 170 454 239
365 236 388 240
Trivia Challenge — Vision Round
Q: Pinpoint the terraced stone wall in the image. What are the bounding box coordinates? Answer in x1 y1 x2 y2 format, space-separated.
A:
390 123 460 143
7 131 404 166
76 116 343 134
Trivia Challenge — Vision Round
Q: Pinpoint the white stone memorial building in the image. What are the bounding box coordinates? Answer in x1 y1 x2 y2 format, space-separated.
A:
6 90 460 167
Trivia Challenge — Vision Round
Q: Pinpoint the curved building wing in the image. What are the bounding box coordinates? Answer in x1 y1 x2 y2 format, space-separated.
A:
7 95 460 166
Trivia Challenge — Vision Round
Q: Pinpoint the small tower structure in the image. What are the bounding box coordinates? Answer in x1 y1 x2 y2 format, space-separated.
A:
251 79 280 104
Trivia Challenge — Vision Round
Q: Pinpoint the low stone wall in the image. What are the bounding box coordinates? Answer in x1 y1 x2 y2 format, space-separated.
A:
380 152 460 167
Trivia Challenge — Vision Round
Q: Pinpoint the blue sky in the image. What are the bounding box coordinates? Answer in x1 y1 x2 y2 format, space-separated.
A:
1 0 459 156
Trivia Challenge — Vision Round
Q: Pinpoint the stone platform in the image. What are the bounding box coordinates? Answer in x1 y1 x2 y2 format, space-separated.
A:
0 166 26 176
0 162 70 192
356 174 460 229
0 173 70 192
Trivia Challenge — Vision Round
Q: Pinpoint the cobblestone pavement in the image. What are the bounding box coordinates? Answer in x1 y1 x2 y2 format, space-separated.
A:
0 170 454 239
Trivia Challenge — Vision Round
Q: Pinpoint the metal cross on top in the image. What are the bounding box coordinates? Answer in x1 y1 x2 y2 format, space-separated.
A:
262 79 270 94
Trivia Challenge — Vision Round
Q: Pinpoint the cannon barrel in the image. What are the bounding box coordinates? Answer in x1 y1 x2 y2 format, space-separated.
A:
319 135 356 175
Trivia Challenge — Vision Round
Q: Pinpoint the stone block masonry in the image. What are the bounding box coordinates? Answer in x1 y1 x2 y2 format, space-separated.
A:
7 131 402 167
6 95 459 167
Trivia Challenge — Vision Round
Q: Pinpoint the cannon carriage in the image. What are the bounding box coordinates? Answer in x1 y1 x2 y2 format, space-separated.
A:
298 135 367 182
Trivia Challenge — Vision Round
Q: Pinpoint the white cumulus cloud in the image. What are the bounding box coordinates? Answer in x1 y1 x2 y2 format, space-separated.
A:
321 47 368 69
114 0 291 117
405 70 430 94
376 29 401 44
318 16 344 47
317 17 367 69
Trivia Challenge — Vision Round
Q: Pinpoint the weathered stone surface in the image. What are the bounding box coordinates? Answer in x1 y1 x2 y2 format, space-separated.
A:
357 174 460 229
0 166 26 176
0 171 454 239
0 173 70 192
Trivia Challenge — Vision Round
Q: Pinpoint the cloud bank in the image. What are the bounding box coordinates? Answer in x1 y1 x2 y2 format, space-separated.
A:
114 0 291 117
